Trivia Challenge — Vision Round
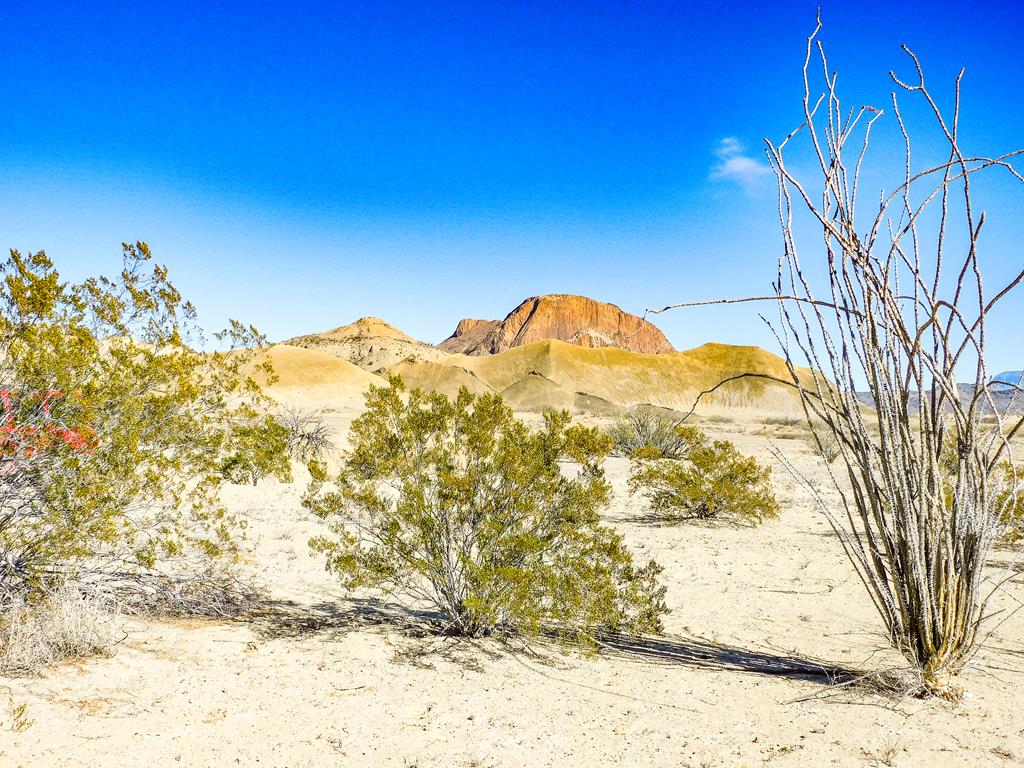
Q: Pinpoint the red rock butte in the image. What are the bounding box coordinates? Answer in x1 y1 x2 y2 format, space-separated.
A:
439 294 676 356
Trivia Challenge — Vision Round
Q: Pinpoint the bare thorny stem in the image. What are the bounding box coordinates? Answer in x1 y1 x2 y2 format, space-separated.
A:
654 15 1024 698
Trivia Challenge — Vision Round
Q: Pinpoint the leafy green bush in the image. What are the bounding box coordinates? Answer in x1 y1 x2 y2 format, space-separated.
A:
607 407 686 458
628 427 779 525
0 243 281 604
939 435 1024 546
219 415 292 485
304 377 667 643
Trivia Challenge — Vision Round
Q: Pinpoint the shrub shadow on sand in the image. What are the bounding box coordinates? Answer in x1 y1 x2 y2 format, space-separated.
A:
245 597 442 640
599 632 858 686
244 597 859 687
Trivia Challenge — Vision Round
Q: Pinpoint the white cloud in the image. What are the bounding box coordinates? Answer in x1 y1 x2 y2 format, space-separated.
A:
710 136 771 192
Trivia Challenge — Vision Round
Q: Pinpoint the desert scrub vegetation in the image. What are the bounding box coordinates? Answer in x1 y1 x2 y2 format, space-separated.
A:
304 377 667 643
0 243 283 622
607 406 686 458
628 427 779 525
990 463 1024 547
804 424 842 464
939 434 1024 547
219 414 292 485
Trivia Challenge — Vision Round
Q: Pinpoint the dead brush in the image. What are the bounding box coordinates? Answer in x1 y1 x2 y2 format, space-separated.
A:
0 584 123 676
607 406 686 458
805 424 842 463
280 406 335 463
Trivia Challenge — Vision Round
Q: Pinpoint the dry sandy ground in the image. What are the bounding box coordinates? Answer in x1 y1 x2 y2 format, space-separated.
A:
3 407 1023 768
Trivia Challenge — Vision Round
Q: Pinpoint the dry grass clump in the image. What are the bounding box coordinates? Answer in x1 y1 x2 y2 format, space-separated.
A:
762 414 803 428
607 407 686 458
700 413 735 425
0 585 123 676
805 425 842 463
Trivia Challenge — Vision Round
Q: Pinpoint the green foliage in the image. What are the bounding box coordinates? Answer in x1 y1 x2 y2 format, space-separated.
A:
607 407 686 459
994 463 1024 545
628 427 779 525
219 414 292 486
305 377 667 642
0 243 281 601
939 435 1024 546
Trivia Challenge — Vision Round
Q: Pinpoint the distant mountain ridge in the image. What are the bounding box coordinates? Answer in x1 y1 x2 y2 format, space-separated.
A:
855 376 1024 415
277 298 810 415
439 294 675 356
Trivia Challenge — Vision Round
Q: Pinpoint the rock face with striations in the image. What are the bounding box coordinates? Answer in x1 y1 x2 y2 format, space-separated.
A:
439 294 676 356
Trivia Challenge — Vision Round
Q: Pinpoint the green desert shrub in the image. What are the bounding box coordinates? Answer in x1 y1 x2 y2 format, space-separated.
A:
995 463 1024 545
219 414 293 485
607 407 686 459
0 243 282 606
939 435 1024 546
628 427 779 525
304 377 667 643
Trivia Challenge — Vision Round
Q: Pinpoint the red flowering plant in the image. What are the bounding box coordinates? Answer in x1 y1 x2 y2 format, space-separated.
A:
0 389 97 462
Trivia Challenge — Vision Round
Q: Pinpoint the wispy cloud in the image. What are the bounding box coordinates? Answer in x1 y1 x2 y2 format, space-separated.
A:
710 136 771 193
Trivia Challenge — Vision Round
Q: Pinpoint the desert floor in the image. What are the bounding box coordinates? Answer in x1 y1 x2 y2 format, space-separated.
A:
3 406 1023 768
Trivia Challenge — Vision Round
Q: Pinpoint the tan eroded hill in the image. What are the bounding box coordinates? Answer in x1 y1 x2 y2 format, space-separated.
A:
246 344 385 406
282 317 448 373
391 340 808 415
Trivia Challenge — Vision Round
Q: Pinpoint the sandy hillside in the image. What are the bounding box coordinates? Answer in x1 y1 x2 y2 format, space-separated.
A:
394 340 813 415
281 315 816 417
246 344 387 406
3 396 1023 768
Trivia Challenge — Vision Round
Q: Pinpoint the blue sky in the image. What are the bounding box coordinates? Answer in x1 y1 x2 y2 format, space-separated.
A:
2 1 1022 369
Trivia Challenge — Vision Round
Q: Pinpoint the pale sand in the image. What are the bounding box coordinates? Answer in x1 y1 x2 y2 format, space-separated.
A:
3 407 1023 767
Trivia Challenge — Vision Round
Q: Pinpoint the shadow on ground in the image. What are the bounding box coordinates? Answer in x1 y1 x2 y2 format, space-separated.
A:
599 632 859 686
243 597 858 686
245 596 443 640
244 597 508 670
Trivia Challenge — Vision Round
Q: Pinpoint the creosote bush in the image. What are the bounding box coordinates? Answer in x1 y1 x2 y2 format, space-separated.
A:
995 464 1024 546
0 243 283 609
607 407 686 459
628 427 779 525
219 414 292 486
304 377 667 643
939 434 1024 547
